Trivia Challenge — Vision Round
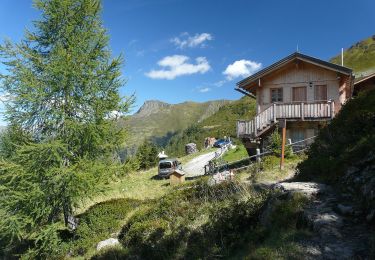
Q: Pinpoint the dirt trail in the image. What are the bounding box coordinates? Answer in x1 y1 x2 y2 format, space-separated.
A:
274 182 372 259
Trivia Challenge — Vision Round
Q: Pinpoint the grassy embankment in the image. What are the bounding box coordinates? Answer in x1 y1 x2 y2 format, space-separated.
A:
64 148 221 258
90 178 310 259
66 152 306 259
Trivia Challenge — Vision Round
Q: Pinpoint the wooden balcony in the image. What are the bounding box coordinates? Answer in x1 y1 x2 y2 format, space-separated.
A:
237 101 335 138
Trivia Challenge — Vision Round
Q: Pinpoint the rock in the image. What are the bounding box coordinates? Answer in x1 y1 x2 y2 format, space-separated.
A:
337 204 353 216
185 143 197 155
366 209 375 223
96 238 120 251
68 216 78 230
274 182 328 198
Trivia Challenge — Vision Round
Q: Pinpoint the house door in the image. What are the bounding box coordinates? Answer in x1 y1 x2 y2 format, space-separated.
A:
292 87 307 102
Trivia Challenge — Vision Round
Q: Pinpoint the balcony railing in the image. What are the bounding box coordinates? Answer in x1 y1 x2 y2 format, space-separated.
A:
237 101 335 138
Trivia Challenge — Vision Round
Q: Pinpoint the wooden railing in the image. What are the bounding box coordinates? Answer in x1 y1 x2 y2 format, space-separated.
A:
237 101 335 138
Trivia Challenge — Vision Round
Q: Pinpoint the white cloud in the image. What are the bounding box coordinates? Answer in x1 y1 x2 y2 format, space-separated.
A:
136 50 145 57
145 55 210 80
199 87 211 93
171 32 213 49
213 80 226 87
223 59 262 80
128 39 138 46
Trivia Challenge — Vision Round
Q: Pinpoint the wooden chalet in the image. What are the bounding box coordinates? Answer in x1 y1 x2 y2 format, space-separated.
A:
235 52 354 154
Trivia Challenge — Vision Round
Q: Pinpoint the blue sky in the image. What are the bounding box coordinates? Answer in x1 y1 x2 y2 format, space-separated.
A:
0 0 375 124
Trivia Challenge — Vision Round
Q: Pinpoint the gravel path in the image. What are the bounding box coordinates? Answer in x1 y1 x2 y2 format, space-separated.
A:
183 149 219 177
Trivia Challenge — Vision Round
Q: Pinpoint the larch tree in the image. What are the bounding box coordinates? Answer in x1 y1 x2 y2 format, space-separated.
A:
0 0 132 256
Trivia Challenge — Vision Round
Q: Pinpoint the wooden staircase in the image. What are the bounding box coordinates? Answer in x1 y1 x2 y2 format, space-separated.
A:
237 101 335 139
237 104 277 139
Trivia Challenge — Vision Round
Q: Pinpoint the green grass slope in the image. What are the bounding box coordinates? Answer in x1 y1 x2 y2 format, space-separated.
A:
118 100 231 156
296 89 375 230
330 35 375 75
165 96 256 157
297 89 375 183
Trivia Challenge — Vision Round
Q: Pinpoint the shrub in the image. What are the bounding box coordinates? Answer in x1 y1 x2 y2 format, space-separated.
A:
65 198 140 257
118 181 270 259
297 89 375 183
267 192 308 230
135 140 159 170
267 130 293 158
91 245 129 260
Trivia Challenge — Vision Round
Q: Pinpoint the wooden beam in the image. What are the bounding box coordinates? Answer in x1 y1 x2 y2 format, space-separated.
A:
234 88 256 99
279 119 286 170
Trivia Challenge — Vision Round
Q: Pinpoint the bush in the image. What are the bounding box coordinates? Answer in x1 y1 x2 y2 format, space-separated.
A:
64 198 140 257
91 245 129 260
297 89 375 183
267 130 293 158
118 181 269 259
135 140 159 170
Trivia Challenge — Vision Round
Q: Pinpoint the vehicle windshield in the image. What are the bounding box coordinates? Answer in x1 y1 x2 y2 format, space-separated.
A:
159 162 172 169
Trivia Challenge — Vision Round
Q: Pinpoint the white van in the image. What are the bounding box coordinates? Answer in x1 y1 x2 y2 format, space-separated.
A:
158 159 182 178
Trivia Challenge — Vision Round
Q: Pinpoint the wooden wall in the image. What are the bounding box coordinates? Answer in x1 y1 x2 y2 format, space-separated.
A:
255 61 348 114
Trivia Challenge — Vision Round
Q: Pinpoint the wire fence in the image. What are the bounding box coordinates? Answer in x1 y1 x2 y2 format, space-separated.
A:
204 136 317 175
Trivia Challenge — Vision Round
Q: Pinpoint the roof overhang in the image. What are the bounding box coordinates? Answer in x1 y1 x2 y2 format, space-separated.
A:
354 72 375 85
237 52 353 91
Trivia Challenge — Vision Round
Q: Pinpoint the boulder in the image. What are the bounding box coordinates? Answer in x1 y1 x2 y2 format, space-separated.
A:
274 182 328 199
185 143 197 155
96 238 120 251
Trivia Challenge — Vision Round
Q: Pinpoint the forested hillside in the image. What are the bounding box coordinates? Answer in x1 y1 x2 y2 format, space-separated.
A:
165 96 256 156
118 99 231 157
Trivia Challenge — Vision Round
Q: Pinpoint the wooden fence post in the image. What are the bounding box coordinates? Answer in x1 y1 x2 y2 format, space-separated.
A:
279 119 286 170
256 148 261 163
273 103 277 122
330 100 335 119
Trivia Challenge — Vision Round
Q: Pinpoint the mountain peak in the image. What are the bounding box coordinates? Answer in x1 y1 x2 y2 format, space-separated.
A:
135 100 171 117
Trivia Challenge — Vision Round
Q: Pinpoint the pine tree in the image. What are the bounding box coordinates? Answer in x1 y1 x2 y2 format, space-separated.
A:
0 0 132 256
136 140 159 170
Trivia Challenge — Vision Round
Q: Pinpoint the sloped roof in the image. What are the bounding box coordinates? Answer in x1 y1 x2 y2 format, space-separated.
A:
354 72 375 85
171 169 185 176
237 52 353 89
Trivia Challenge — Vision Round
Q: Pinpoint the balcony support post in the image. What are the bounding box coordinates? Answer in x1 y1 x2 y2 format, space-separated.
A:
273 103 277 122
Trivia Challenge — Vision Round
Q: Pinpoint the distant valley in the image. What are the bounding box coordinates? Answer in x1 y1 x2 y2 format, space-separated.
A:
118 99 232 156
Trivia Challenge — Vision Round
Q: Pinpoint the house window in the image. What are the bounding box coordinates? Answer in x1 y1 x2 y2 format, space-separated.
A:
291 128 306 151
314 85 327 101
292 86 307 102
270 88 283 103
291 129 305 143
